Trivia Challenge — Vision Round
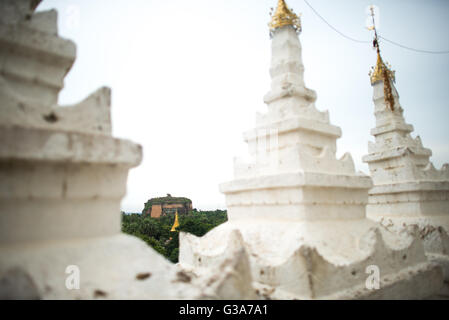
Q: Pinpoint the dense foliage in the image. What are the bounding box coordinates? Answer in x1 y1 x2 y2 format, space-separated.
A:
121 209 227 263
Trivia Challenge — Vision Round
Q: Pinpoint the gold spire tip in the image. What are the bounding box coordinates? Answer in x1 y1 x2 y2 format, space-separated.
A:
369 52 396 111
269 0 301 35
369 52 396 85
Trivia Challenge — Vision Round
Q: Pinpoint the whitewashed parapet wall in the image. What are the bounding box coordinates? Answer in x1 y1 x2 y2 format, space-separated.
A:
179 16 444 299
363 64 449 282
0 0 255 299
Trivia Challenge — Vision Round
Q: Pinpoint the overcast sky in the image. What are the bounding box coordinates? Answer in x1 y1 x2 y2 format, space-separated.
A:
36 0 449 212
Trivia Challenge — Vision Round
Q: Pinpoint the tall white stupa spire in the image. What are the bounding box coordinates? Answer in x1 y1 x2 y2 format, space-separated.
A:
363 7 449 282
179 1 443 299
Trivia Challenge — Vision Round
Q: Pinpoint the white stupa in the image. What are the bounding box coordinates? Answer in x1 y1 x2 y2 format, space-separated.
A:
0 0 254 299
179 0 443 299
363 40 449 283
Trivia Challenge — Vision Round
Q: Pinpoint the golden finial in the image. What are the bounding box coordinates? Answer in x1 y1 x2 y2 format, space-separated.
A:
170 210 179 232
367 5 396 111
269 0 301 36
369 51 396 85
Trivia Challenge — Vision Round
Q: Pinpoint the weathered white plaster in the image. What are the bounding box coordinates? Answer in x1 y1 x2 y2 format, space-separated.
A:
363 72 449 284
179 25 444 299
0 0 255 300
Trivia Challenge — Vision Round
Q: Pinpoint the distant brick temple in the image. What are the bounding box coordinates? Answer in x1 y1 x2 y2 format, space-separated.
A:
143 194 192 218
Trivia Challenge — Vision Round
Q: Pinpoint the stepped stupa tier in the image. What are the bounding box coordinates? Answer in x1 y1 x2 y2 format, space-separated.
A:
225 24 370 222
179 0 443 299
363 50 449 281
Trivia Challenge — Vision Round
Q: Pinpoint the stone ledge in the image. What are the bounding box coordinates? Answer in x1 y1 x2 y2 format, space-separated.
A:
263 85 317 104
369 181 449 195
363 146 432 163
371 122 413 136
220 171 372 194
243 116 341 142
0 22 76 65
0 125 142 167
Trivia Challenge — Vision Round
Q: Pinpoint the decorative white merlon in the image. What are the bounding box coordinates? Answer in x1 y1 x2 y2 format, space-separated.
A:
179 18 444 299
363 67 449 282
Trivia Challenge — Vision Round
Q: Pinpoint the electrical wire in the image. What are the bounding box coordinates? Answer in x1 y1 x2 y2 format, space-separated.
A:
302 0 449 54
302 0 370 43
379 36 449 54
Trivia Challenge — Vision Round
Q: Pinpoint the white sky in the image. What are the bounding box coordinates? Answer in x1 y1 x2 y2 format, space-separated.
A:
36 0 449 212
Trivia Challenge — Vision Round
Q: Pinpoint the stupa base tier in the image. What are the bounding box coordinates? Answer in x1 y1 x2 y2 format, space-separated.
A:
336 262 442 300
367 201 449 219
254 261 442 300
0 159 134 244
179 219 444 299
367 214 449 281
368 181 449 218
226 203 366 221
220 171 371 221
0 234 202 299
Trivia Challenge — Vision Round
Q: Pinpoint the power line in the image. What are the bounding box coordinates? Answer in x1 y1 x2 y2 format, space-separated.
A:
302 0 449 54
379 36 449 54
302 0 370 43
